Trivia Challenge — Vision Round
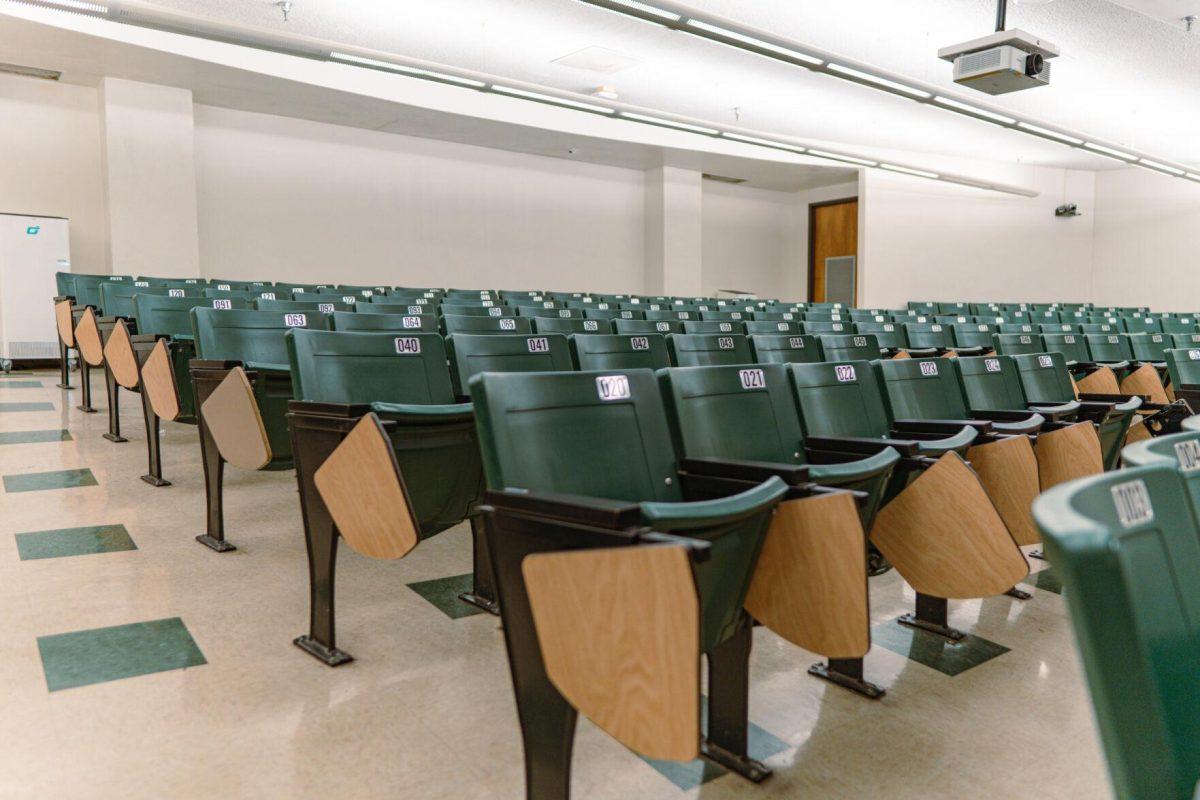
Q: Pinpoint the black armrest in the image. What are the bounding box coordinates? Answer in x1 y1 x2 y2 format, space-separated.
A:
805 435 919 457
969 409 1038 422
893 418 993 434
190 359 243 370
287 400 374 418
678 457 809 486
485 488 644 530
1079 393 1132 403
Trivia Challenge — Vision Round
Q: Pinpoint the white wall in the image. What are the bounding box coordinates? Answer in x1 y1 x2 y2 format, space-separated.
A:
790 179 862 303
1092 168 1200 312
192 104 646 292
701 180 799 301
860 167 1096 309
0 74 107 273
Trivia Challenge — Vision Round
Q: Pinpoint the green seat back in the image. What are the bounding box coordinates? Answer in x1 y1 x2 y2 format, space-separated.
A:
469 368 768 651
993 332 1045 356
203 288 260 301
190 307 331 365
532 317 610 335
998 323 1037 334
803 320 851 335
332 311 439 333
752 311 801 323
287 330 453 405
744 320 802 335
1081 322 1120 334
1162 318 1200 335
72 275 133 311
1122 316 1163 334
955 354 1029 411
667 334 753 367
819 333 879 362
1041 333 1091 364
644 309 698 322
788 361 890 439
1033 465 1200 800
874 357 969 420
372 300 437 314
952 322 997 349
446 333 573 394
518 307 584 320
254 299 354 313
1012 351 1076 404
1129 332 1169 363
1086 334 1134 363
439 304 509 318
570 334 670 371
98 283 180 319
1039 323 1078 335
700 310 748 322
1173 334 1200 350
443 315 531 335
748 334 821 365
854 321 905 350
682 320 743 335
614 319 683 335
133 295 250 338
583 307 644 321
1165 349 1200 389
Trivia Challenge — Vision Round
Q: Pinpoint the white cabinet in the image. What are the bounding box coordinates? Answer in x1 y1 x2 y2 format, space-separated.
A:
0 213 71 367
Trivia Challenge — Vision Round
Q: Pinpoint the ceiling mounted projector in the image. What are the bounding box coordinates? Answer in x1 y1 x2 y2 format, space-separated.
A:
938 0 1059 95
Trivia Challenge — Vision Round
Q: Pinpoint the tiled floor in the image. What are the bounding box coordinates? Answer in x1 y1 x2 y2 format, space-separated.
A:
0 370 1113 799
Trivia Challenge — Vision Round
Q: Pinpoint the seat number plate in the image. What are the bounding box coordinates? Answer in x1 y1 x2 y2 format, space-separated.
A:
407 306 423 314
342 296 356 304
394 337 421 354
261 292 276 300
789 337 805 348
499 319 516 330
1111 480 1154 527
318 303 335 313
488 307 503 316
402 316 421 328
835 365 856 382
655 322 670 332
717 337 735 350
212 299 232 310
168 289 185 298
1175 440 1200 472
527 337 549 352
596 374 630 401
1038 355 1054 368
284 313 307 327
1019 335 1032 344
583 320 599 331
985 358 1001 373
920 361 939 377
853 336 867 347
738 369 765 389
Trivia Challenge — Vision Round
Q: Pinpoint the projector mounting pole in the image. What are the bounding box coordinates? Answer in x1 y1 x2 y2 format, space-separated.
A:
995 0 1007 32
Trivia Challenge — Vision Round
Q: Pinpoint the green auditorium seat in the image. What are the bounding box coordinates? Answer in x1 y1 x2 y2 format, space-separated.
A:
203 288 260 301
255 298 354 313
1084 333 1134 375
854 322 906 353
1129 332 1170 368
1165 348 1200 413
667 333 753 366
518 307 585 320
531 317 611 335
682 320 743 334
644 309 697 321
1040 332 1094 367
583 307 644 321
903 322 982 356
98 283 192 319
285 329 489 664
752 310 802 323
470 368 793 792
1011 351 1140 470
658 362 901 697
188 307 331 551
445 332 574 396
130 295 252 486
1172 333 1200 349
993 332 1045 357
1162 317 1200 335
748 334 821 364
569 333 670 371
1121 315 1163 334
819 333 882 362
440 304 510 318
1032 465 1200 800
442 314 531 335
69 274 134 310
952 322 998 351
331 311 439 333
744 320 802 335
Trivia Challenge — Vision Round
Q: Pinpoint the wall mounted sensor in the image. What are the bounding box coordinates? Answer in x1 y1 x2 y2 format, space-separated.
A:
1055 203 1081 217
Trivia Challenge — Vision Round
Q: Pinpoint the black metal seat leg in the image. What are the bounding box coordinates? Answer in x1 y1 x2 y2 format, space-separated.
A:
293 506 349 666
809 657 885 699
898 593 966 641
102 367 126 442
703 622 771 782
194 411 234 552
56 341 71 389
140 392 170 487
459 515 500 615
77 361 96 413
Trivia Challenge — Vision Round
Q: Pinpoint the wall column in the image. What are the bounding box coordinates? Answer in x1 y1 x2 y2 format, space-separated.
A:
644 166 702 296
99 78 201 277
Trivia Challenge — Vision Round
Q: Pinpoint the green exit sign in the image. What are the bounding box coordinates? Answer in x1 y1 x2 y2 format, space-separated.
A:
26 226 40 235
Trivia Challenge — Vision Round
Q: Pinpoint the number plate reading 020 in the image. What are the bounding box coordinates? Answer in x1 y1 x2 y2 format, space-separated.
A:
596 375 630 401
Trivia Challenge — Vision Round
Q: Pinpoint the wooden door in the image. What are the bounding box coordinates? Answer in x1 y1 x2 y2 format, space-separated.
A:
809 199 858 304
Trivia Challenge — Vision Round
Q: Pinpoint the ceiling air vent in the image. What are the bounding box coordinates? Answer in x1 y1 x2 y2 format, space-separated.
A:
0 62 62 80
702 173 747 184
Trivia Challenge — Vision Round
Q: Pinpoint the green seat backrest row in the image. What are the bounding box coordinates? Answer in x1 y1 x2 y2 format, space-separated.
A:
956 354 1031 411
1165 348 1200 389
331 311 440 333
789 360 891 439
443 315 533 335
255 298 355 313
133 295 251 338
445 333 573 395
874 357 969 420
287 330 454 404
570 334 670 371
666 334 753 367
190 307 331 365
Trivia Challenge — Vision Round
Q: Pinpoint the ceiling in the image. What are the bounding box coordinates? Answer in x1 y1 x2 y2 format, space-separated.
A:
112 0 1199 172
1108 0 1199 28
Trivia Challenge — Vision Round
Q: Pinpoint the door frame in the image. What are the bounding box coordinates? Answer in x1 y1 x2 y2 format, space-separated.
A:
807 197 858 303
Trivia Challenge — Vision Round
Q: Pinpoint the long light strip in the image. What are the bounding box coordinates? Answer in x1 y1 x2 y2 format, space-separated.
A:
330 52 486 87
882 163 940 179
573 0 1200 186
807 149 877 167
721 132 806 153
618 111 719 135
491 85 616 114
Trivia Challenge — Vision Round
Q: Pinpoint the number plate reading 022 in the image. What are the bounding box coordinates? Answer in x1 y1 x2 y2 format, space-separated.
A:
596 374 630 401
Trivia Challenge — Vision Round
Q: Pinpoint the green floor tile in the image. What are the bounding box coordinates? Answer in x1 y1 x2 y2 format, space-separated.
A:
1024 567 1062 594
641 699 790 790
0 429 71 446
0 371 33 376
0 380 43 388
3 468 97 493
872 620 1010 677
406 573 487 619
16 524 135 561
38 617 206 692
0 402 53 412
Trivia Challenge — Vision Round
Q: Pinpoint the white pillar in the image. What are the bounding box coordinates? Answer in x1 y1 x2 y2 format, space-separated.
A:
99 78 201 278
644 166 702 296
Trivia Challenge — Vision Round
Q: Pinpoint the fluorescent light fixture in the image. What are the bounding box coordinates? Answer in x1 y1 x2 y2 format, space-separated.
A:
826 63 931 98
807 149 877 167
1016 121 1084 145
1083 142 1136 161
1186 173 1200 182
329 52 487 88
619 111 719 135
881 163 940 179
491 85 615 114
1138 158 1185 176
41 0 107 11
607 0 681 21
721 132 806 152
685 19 824 65
932 96 1016 125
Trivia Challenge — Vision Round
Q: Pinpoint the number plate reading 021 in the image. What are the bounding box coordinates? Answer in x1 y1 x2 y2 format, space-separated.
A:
738 369 765 389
